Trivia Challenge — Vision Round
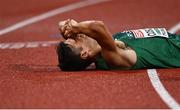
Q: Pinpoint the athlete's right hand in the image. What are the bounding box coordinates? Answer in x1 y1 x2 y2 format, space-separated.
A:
58 19 70 39
63 19 79 38
58 19 79 39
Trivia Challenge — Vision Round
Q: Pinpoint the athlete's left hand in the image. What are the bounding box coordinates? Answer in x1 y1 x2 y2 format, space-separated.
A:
63 19 79 38
58 19 78 39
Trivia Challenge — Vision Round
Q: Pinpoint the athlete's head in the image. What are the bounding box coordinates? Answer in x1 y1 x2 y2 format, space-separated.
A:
56 34 101 71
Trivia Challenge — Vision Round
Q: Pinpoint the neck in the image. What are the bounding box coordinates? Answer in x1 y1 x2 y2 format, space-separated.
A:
89 43 101 59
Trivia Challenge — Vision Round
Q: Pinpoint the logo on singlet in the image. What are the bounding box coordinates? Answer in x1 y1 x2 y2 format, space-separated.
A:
127 28 169 38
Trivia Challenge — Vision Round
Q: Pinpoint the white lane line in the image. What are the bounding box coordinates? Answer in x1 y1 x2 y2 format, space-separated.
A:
147 23 180 109
0 0 109 36
0 40 59 49
1 0 178 108
168 23 180 33
147 69 180 109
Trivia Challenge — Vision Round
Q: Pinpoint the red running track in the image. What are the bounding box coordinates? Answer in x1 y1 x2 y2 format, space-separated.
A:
0 0 180 108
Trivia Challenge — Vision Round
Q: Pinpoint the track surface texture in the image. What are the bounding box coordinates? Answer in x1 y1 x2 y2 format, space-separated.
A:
0 0 180 109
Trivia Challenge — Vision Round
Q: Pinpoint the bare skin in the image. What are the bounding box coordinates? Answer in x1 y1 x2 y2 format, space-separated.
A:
58 19 137 69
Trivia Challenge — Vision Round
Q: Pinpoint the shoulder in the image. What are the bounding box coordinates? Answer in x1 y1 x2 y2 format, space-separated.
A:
101 45 137 69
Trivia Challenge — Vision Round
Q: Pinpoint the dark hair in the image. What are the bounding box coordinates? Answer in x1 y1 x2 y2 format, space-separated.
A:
56 42 93 71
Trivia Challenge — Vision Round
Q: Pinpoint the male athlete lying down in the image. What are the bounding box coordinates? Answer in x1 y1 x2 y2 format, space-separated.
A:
56 19 180 71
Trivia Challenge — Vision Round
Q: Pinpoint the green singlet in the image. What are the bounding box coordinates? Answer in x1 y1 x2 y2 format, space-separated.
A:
95 28 180 70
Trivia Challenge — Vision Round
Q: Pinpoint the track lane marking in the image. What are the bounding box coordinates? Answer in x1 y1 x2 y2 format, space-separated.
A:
0 41 59 49
0 0 109 36
0 0 179 108
147 23 180 109
147 69 180 109
168 23 180 33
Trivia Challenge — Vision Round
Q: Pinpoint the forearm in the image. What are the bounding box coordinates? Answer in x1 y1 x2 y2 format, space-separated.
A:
76 21 131 67
61 19 116 51
61 20 109 40
76 20 116 51
76 21 108 40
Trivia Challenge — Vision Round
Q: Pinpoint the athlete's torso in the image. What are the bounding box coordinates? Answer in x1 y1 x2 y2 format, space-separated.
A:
95 28 180 70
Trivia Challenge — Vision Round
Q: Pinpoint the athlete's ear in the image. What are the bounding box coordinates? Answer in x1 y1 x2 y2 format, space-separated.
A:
80 50 89 60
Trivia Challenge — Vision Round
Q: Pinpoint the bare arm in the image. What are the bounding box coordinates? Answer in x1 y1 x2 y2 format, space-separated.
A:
63 20 116 50
63 20 135 67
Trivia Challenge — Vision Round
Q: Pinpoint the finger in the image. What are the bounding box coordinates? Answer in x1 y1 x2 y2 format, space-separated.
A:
59 19 70 31
64 30 71 37
64 30 68 36
58 26 64 34
58 20 66 27
61 25 69 34
59 26 70 39
58 26 65 35
68 19 78 32
68 19 74 28
61 25 66 33
58 20 68 30
64 19 71 26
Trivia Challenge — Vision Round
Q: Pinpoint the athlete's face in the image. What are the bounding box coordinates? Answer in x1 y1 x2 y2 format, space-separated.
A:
64 34 101 60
